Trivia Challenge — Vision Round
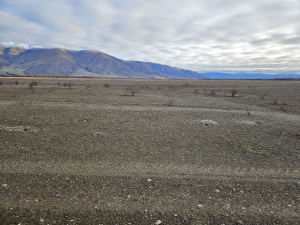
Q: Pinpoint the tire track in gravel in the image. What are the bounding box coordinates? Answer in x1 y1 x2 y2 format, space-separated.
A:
1 100 300 122
1 160 299 183
31 102 300 123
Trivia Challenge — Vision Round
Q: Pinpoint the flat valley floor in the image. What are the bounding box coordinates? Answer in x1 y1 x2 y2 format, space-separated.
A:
0 78 300 224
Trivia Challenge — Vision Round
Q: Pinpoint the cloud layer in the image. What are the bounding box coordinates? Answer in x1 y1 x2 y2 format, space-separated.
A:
1 0 300 72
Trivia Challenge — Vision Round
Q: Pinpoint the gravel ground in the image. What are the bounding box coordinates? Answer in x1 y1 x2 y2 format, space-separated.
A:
0 78 300 224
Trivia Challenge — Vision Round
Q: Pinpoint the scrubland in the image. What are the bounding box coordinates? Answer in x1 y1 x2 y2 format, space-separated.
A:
0 77 300 224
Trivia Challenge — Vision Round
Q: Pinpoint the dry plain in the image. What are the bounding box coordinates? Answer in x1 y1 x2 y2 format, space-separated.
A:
0 77 300 224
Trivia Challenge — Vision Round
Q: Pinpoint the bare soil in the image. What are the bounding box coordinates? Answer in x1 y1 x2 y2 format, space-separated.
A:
0 78 300 224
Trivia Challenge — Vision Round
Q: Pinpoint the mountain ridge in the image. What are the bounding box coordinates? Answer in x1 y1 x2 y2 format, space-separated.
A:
0 46 208 79
201 72 300 79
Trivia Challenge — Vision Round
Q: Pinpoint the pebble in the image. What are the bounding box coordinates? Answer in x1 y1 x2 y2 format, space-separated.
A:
155 220 162 225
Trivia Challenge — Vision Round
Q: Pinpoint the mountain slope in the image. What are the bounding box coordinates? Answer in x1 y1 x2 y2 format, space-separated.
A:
0 46 208 79
0 48 10 68
11 48 79 75
0 46 29 65
131 61 208 79
71 50 141 77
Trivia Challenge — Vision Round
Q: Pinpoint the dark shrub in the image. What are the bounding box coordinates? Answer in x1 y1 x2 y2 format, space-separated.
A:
230 89 238 97
210 89 217 95
28 81 38 90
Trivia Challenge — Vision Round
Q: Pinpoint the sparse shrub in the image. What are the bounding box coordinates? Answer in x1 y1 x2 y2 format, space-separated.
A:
86 84 91 89
203 87 207 93
63 82 71 87
272 97 278 105
20 96 32 106
230 89 238 97
194 88 199 93
259 94 265 99
279 99 287 111
124 87 131 95
182 83 190 87
28 81 38 91
210 89 217 95
14 80 19 85
0 80 3 85
63 82 73 89
130 88 139 96
168 84 175 90
124 87 139 96
48 87 55 93
142 84 149 89
20 97 26 106
168 84 179 90
166 97 176 106
104 83 110 88
157 85 162 90
246 107 251 116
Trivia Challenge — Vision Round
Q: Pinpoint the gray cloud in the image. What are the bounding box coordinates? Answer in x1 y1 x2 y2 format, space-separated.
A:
1 0 300 73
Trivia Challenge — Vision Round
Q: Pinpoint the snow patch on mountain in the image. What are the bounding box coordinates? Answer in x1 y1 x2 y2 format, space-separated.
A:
15 44 31 49
0 42 44 50
0 42 15 47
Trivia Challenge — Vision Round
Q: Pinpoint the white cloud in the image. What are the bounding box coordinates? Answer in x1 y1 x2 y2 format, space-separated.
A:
0 0 300 72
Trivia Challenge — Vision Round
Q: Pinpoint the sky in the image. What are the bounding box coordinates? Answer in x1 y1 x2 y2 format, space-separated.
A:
1 0 300 73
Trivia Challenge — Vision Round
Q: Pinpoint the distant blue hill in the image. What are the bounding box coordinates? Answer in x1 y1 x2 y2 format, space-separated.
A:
202 72 300 79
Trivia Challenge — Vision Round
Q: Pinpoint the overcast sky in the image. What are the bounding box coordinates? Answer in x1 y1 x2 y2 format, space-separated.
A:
1 0 300 73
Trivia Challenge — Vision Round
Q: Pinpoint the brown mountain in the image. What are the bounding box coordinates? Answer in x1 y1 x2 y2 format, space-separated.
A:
0 46 208 79
131 61 209 79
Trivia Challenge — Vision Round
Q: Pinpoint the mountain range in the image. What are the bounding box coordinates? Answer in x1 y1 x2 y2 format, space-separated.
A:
0 45 208 79
202 72 300 79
